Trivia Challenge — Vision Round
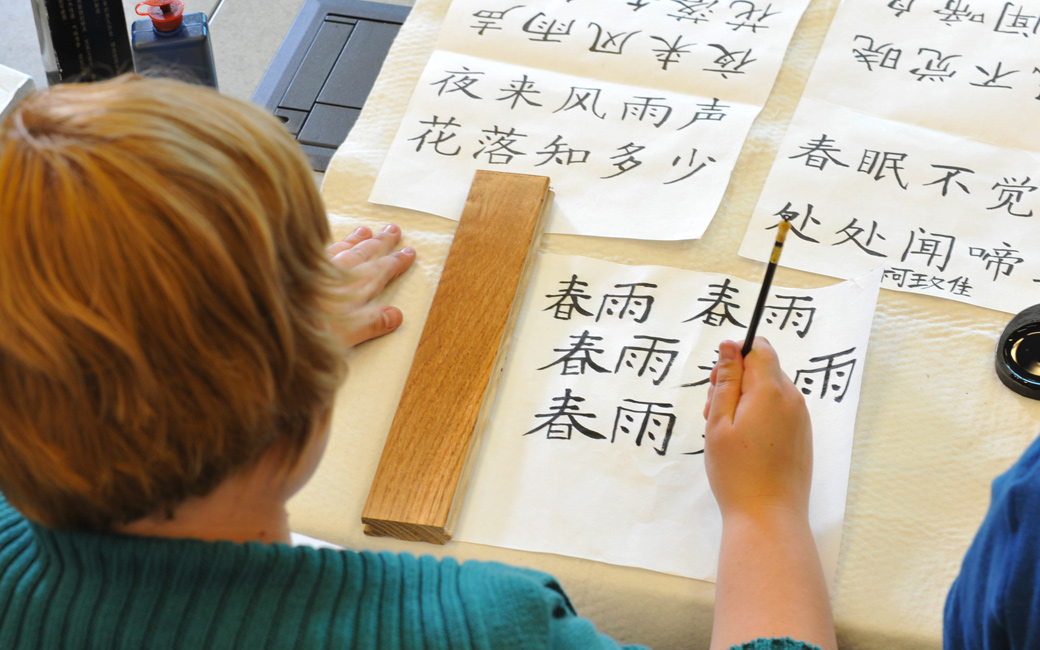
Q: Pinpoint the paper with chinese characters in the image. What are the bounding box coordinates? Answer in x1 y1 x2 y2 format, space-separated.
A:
740 0 1040 314
370 0 811 241
453 253 882 583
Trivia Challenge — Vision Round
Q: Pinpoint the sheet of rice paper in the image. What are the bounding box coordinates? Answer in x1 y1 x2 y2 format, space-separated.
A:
454 252 882 583
741 0 1040 314
371 0 812 241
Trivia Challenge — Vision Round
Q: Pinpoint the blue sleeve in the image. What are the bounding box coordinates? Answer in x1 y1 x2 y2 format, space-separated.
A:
457 560 649 649
456 560 823 650
945 435 1040 650
730 639 821 650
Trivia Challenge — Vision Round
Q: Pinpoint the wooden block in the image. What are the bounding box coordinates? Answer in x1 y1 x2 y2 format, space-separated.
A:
361 171 552 543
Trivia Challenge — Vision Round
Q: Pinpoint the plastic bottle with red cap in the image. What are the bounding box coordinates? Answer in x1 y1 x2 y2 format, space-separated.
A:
130 0 218 89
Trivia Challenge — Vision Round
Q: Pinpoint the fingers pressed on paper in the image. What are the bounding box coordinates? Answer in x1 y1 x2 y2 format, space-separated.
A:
331 225 402 269
327 226 372 258
355 247 416 296
343 305 404 347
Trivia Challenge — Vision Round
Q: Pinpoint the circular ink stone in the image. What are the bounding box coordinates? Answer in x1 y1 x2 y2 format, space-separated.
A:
997 304 1040 400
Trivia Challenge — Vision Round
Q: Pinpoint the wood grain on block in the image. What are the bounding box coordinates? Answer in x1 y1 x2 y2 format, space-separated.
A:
362 171 552 543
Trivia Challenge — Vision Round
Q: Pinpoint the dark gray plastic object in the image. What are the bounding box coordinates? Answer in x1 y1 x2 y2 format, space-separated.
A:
252 0 409 171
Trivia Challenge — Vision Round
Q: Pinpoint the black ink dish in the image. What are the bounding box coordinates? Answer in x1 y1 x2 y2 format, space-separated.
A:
997 304 1040 400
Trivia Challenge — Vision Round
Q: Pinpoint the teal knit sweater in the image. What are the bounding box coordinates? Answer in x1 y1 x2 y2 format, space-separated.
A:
0 495 817 649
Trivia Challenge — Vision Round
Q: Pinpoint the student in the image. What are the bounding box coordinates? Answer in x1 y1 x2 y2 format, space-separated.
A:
0 75 834 650
944 434 1040 649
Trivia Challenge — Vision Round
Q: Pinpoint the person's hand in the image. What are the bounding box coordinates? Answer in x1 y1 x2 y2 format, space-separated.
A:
704 338 836 650
326 224 416 347
703 337 812 521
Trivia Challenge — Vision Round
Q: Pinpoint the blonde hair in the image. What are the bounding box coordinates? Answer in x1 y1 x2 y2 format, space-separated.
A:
0 75 347 530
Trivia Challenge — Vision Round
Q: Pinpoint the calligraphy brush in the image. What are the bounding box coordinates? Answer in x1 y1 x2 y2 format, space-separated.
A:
741 218 792 357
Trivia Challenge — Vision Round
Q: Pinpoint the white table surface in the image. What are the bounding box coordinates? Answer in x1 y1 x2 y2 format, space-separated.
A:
291 0 1040 649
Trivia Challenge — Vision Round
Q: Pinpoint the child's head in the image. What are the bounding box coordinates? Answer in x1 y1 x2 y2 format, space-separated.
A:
0 75 347 530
